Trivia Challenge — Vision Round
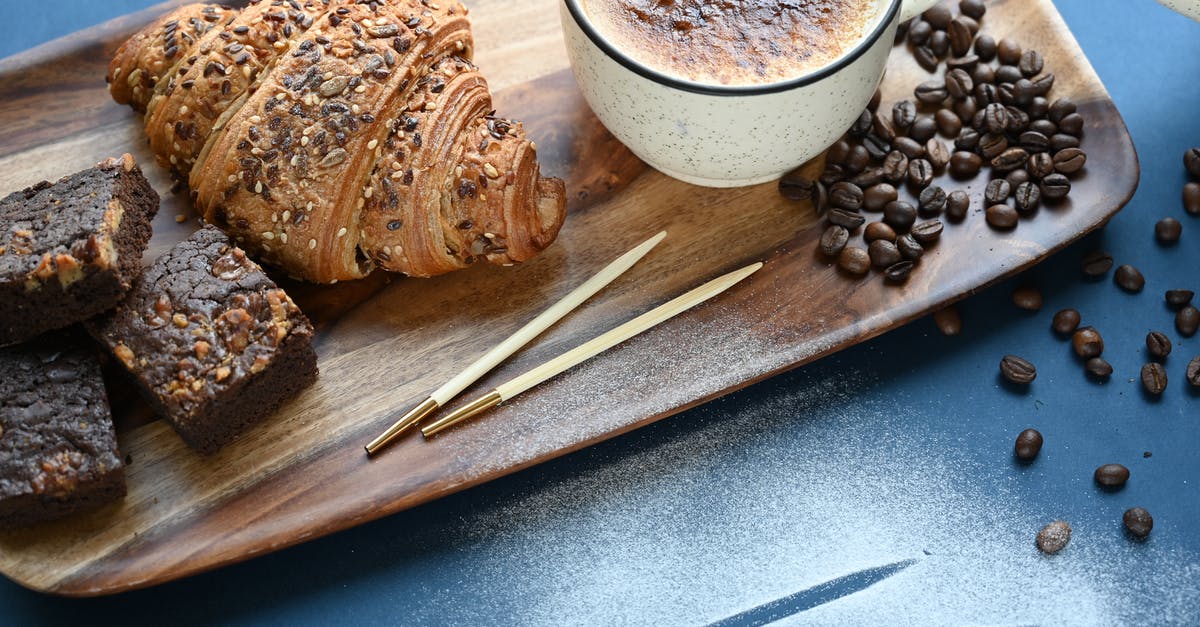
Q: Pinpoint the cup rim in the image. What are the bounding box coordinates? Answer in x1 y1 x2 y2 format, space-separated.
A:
561 0 902 97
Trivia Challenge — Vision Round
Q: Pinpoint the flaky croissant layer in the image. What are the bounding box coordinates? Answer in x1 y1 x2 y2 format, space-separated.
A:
109 0 566 283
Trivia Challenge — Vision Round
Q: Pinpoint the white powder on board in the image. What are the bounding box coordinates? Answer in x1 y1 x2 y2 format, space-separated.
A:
403 366 1198 626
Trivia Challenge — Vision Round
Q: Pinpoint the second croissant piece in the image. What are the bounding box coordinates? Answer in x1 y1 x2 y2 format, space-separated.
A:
109 0 566 283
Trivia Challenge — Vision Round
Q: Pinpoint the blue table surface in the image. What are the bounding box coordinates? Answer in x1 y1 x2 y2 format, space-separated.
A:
2 1 1199 624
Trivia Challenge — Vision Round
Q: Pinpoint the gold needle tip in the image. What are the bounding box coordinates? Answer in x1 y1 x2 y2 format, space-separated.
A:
365 397 441 456
421 391 503 438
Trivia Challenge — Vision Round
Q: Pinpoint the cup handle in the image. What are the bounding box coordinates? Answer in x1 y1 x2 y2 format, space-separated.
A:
899 0 942 23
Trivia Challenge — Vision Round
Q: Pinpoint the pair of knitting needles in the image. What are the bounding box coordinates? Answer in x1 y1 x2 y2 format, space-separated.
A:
364 230 762 456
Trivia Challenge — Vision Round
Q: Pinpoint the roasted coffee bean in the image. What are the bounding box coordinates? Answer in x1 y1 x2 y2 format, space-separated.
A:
779 170 816 201
955 129 981 153
820 165 845 187
1012 286 1043 311
1166 289 1195 308
830 182 865 211
1032 73 1056 96
1040 173 1072 200
1156 217 1183 244
911 220 944 245
945 190 970 221
982 103 1009 134
1053 148 1087 174
1029 119 1057 137
1073 327 1104 358
873 112 897 142
948 18 974 57
881 151 909 184
1000 354 1037 384
845 144 871 174
907 19 932 45
1085 357 1113 379
979 133 1009 160
820 225 850 256
1146 331 1173 360
914 45 940 72
868 239 902 268
838 246 871 276
924 139 949 171
1014 428 1043 461
953 92 979 121
828 208 865 230
1058 112 1085 136
812 180 829 214
1019 131 1050 153
1006 106 1030 133
992 147 1029 172
935 109 963 137
1027 97 1051 119
1095 463 1131 488
1027 152 1055 180
918 185 947 215
827 140 852 165
869 88 882 112
862 183 898 212
973 32 997 61
933 305 961 335
897 233 924 260
1050 133 1081 152
893 100 918 130
863 134 891 160
1018 49 1044 76
1184 182 1200 215
910 117 938 143
1014 181 1041 213
1114 264 1145 293
997 38 1022 64
849 108 873 137
996 64 1024 85
1049 98 1076 123
883 261 914 282
1007 168 1032 188
1012 78 1037 106
864 221 897 243
1037 521 1072 555
949 151 983 179
1081 250 1113 277
1187 355 1200 387
1123 507 1154 539
922 4 952 29
970 62 995 87
1185 147 1200 178
908 158 934 188
895 20 909 43
1176 305 1200 337
848 168 885 188
1051 308 1081 335
884 200 917 232
960 0 987 19
1141 362 1168 395
985 179 1012 205
929 30 950 57
945 68 973 99
915 80 949 104
894 137 925 160
986 204 1019 230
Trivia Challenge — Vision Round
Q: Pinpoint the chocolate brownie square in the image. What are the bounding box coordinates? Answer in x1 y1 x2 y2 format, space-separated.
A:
88 226 317 454
0 333 126 527
0 154 159 346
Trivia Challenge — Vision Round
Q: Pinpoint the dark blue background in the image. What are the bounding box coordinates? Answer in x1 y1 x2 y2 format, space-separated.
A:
2 1 1198 623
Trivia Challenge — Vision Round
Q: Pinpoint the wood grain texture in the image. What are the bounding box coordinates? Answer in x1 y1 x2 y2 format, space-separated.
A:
0 0 1137 596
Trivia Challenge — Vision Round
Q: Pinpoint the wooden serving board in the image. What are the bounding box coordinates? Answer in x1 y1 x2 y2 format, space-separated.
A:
0 0 1137 595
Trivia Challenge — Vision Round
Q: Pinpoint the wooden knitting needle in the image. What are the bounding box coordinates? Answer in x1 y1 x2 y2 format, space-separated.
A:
364 231 668 456
421 261 764 437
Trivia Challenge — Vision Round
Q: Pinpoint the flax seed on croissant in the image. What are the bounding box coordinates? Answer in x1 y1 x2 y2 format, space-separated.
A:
108 0 566 283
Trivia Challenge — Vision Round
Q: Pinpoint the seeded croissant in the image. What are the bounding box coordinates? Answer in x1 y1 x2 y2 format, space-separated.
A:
108 0 566 283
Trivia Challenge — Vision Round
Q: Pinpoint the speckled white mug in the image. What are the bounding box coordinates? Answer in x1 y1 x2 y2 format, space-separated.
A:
560 0 940 187
1157 0 1200 21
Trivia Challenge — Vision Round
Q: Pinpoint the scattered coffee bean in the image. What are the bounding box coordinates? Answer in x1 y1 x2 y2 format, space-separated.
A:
925 139 950 171
862 134 891 160
896 233 924 260
1039 173 1071 200
1000 354 1037 384
935 108 962 137
1183 146 1200 178
1057 112 1085 136
1094 463 1130 488
872 111 897 142
914 45 940 72
945 190 970 221
894 136 925 160
908 158 934 188
779 171 816 201
1049 133 1080 151
1052 147 1087 174
1051 308 1081 335
849 108 873 137
1141 362 1168 395
838 246 871 276
1036 520 1071 554
893 99 917 129
848 168 885 188
922 4 952 29
911 220 944 245
949 151 983 178
1156 217 1183 244
883 200 917 231
933 305 961 336
907 19 932 46
960 0 986 19
1123 507 1154 540
973 33 996 60
864 221 897 243
1186 355 1200 387
1011 286 1043 311
819 225 850 256
1018 49 1044 77
996 38 1022 65
1014 428 1043 461
883 261 914 282
1013 181 1041 213
881 151 909 183
828 208 865 230
1080 250 1113 277
1072 327 1104 359
910 117 938 143
947 19 974 57
863 183 898 212
918 185 947 215
830 182 865 211
1186 183 1200 215
915 80 949 104
929 30 950 57
1027 151 1055 179
868 239 902 268
985 179 1012 205
1176 305 1200 337
845 144 870 173
986 204 1019 230
1085 357 1113 379
827 140 851 165
1114 264 1145 293
1166 289 1195 308
1146 331 1172 360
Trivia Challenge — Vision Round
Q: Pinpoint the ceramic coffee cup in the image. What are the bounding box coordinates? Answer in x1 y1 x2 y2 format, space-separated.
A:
560 0 940 188
1158 0 1200 21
